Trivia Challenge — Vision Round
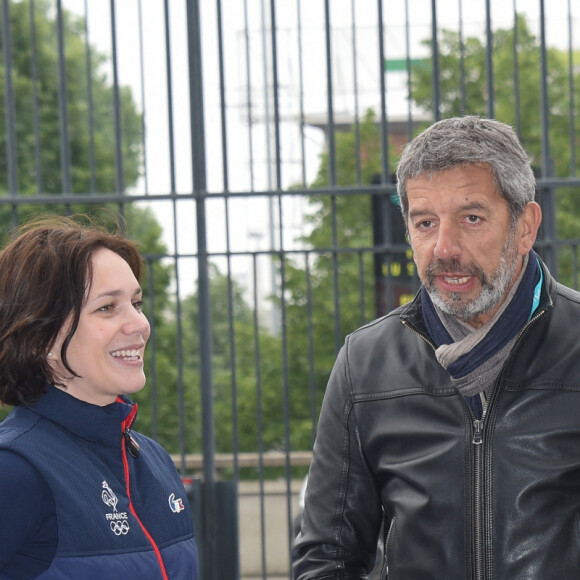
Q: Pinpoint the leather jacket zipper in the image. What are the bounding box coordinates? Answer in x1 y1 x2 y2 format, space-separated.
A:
472 418 485 580
402 306 550 579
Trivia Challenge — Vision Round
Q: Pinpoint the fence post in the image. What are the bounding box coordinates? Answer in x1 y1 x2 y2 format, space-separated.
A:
186 0 221 577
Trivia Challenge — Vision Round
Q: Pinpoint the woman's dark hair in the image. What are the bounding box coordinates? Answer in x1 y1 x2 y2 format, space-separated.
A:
0 214 143 406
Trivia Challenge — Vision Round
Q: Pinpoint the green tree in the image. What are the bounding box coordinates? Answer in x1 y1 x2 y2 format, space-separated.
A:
410 14 580 285
0 1 173 425
0 0 141 196
280 14 580 449
139 264 289 467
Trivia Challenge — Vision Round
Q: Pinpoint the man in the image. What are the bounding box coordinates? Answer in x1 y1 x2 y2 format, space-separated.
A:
292 116 580 579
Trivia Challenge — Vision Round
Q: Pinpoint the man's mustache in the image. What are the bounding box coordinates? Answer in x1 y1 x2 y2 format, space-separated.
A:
425 259 486 285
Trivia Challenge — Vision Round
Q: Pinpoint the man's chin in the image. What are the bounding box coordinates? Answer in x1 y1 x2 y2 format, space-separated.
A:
428 290 484 321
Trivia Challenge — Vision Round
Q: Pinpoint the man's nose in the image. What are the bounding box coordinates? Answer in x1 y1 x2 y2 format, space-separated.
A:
433 222 461 260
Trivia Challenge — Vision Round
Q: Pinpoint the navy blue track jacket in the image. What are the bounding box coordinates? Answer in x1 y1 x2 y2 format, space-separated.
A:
0 385 198 579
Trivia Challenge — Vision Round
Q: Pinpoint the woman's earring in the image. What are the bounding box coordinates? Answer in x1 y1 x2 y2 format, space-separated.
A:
47 352 53 358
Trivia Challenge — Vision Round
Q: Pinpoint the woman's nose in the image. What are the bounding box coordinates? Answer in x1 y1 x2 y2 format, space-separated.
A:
125 308 150 338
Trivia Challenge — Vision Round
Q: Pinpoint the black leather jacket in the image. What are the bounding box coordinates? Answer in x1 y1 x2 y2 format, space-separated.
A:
293 265 580 579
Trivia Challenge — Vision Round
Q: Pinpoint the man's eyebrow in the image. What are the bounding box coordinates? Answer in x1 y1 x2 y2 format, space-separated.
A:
409 200 489 221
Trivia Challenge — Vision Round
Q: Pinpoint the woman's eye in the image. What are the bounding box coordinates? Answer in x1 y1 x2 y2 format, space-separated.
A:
133 300 144 312
98 304 114 313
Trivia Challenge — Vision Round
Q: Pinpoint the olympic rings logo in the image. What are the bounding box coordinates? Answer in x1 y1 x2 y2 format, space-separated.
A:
110 520 130 535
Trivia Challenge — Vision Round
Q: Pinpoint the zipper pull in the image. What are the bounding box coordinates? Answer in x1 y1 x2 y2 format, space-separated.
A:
123 428 140 458
473 420 484 445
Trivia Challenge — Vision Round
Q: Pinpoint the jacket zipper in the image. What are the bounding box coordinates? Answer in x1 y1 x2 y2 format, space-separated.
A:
471 307 550 580
472 418 484 580
402 306 550 580
121 426 170 580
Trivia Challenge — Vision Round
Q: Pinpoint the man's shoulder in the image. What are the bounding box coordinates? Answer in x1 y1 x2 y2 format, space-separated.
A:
554 282 580 304
343 305 421 362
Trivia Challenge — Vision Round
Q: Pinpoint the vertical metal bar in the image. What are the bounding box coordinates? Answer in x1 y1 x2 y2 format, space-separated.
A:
2 0 18 202
29 0 43 192
431 0 441 121
186 1 217 578
171 220 186 476
83 0 97 193
216 4 241 485
573 245 578 290
109 0 124 193
264 0 280 335
269 2 293 571
324 0 336 187
259 0 273 192
269 0 281 186
146 259 159 440
161 1 186 478
574 245 579 290
539 0 551 178
567 0 576 176
458 0 467 117
217 0 240 519
538 0 556 274
485 0 494 119
242 0 256 190
276 244 295 576
305 252 317 446
358 251 366 326
350 0 362 185
404 0 414 138
512 0 522 137
296 0 307 186
55 0 71 193
224 241 240 483
377 0 389 182
137 0 149 193
216 0 229 192
323 0 341 352
163 0 176 193
251 253 268 580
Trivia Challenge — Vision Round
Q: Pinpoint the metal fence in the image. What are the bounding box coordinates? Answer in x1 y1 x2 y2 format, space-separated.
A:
2 0 580 578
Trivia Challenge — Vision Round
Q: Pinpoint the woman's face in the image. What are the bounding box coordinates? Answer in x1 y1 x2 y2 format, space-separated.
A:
49 248 150 406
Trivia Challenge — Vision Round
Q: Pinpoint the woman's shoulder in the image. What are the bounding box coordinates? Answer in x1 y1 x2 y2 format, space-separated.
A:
0 448 52 500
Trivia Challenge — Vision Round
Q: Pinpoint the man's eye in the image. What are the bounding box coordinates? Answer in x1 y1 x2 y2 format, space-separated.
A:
466 215 481 224
417 220 433 230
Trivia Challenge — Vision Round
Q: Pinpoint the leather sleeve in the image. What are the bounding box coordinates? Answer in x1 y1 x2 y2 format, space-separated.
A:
292 343 384 579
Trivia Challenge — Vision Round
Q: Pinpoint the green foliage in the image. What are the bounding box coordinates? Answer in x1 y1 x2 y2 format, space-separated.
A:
278 13 580 450
410 14 580 285
0 0 141 194
132 264 292 459
0 1 172 425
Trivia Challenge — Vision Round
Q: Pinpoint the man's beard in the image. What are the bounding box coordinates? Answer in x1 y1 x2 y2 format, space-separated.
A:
423 232 520 323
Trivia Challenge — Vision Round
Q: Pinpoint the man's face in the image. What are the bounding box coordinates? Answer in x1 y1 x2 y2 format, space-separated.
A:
406 164 531 328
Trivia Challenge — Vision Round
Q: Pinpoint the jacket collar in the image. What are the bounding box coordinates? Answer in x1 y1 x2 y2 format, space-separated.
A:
27 384 136 448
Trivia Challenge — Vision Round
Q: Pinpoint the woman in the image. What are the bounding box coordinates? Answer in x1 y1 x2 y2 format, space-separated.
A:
0 215 198 579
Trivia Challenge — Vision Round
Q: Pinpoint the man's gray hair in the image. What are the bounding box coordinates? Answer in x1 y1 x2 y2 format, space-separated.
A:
396 116 536 226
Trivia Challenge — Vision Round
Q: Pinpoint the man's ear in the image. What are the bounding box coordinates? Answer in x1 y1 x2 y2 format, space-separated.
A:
517 201 542 255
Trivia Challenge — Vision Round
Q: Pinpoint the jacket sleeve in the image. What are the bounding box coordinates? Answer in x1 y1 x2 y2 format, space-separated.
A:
292 343 384 579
